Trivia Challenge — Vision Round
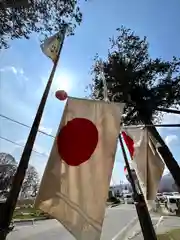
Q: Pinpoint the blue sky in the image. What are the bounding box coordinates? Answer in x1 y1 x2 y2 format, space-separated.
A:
0 0 180 185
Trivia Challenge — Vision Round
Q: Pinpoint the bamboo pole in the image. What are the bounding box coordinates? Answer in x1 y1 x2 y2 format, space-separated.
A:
138 108 180 191
119 134 157 240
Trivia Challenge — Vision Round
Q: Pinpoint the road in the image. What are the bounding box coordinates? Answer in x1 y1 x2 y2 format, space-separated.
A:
7 205 137 240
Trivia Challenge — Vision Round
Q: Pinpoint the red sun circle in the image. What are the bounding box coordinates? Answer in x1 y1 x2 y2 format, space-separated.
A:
57 118 98 166
122 131 134 158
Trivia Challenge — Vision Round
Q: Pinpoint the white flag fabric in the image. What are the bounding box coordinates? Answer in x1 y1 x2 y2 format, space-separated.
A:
35 97 124 240
41 30 65 62
122 128 165 201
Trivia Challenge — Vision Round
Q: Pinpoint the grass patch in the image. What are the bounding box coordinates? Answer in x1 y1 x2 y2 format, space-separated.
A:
13 207 46 220
13 214 35 220
157 228 180 240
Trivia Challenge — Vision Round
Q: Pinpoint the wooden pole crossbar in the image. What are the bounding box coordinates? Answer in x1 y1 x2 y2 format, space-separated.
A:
123 124 180 128
156 107 180 115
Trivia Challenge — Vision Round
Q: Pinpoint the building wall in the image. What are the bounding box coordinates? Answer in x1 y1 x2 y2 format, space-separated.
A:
110 184 132 197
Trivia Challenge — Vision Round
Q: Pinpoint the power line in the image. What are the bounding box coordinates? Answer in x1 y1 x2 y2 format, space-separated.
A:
1 113 179 136
0 135 48 157
0 113 179 161
0 113 55 138
0 114 52 157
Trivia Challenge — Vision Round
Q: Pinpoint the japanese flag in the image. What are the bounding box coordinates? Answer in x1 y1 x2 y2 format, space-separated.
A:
122 128 165 201
35 98 124 240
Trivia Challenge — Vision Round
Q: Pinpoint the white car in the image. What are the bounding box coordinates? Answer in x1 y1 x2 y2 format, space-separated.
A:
172 192 179 196
165 195 180 213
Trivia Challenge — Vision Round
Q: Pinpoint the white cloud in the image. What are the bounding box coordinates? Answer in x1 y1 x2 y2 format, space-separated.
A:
157 109 180 134
19 68 24 75
33 144 49 157
162 113 180 125
0 66 18 75
163 166 169 176
10 66 18 74
14 140 49 157
161 107 180 127
0 66 28 81
39 125 53 135
165 134 178 146
0 66 15 74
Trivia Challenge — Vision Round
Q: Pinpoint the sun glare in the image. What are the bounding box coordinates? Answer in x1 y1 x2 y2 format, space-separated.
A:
53 71 73 93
